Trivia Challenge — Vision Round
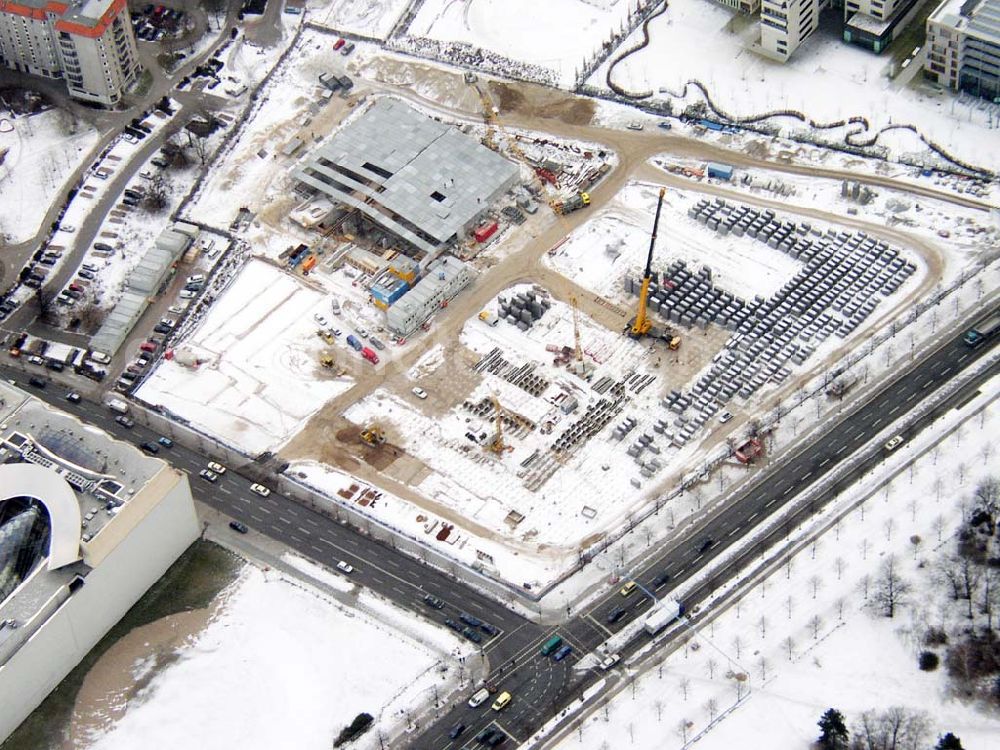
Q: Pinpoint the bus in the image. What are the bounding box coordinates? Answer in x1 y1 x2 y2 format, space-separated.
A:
540 634 563 656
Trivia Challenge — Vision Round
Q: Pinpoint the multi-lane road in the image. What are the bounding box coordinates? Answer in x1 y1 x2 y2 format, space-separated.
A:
3 310 995 749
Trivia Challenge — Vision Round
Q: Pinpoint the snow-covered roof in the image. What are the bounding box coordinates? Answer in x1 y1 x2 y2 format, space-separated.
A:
291 98 519 254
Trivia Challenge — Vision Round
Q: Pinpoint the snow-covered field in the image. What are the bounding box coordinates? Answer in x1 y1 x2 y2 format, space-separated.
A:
409 0 634 86
137 259 354 454
309 0 411 39
83 563 466 750
593 0 1000 174
549 380 1000 750
0 108 98 244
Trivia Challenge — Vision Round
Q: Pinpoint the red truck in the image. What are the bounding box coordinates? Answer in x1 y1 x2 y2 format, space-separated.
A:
361 347 379 365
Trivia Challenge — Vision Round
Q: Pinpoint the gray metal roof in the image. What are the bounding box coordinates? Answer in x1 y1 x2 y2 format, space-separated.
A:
968 0 1000 43
291 98 519 253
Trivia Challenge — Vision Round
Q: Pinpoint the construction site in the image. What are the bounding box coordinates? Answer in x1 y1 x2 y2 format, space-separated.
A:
130 28 967 591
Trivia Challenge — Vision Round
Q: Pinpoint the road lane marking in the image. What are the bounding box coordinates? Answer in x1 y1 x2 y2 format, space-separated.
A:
889 405 900 415
766 498 777 507
258 505 271 514
250 514 262 522
801 471 812 481
873 418 881 427
728 527 740 537
748 512 759 522
940 366 951 376
819 458 830 468
922 379 934 389
906 393 917 402
958 354 968 362
692 555 703 565
290 535 301 544
783 486 792 496
305 518 319 527
219 486 232 495
278 516 292 525
855 431 866 440
297 526 309 534
836 445 847 455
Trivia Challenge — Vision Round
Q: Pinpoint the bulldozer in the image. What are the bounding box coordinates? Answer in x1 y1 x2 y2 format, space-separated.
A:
360 425 386 447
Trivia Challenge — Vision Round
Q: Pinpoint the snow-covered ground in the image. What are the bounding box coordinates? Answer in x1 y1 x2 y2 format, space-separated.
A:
137 259 355 454
0 108 98 244
548 379 1000 750
82 562 467 750
308 0 411 39
408 0 634 86
592 0 1000 174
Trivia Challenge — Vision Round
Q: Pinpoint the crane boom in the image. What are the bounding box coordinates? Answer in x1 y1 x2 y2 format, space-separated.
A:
629 187 666 338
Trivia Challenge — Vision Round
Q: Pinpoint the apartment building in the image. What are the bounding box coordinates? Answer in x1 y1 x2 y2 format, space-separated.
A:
843 0 930 52
925 0 1000 99
713 0 763 13
0 0 141 107
760 0 825 60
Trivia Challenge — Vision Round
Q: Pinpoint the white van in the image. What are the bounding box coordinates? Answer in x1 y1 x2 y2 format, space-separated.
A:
467 688 490 708
106 398 129 414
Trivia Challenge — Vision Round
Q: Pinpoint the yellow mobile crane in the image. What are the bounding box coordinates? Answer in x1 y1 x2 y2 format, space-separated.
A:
628 187 665 338
625 186 679 351
485 395 511 454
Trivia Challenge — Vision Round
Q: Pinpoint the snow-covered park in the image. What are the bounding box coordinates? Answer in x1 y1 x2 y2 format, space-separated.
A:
79 561 467 750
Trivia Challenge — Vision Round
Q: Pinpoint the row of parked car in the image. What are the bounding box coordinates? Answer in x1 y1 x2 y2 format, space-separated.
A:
133 4 184 42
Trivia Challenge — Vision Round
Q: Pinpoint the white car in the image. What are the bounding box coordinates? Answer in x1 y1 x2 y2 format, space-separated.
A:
58 224 76 233
249 483 271 497
179 289 197 299
356 328 369 339
337 560 354 574
600 653 621 670
89 351 111 364
718 411 733 424
207 461 227 474
314 313 329 328
411 387 427 400
884 435 904 452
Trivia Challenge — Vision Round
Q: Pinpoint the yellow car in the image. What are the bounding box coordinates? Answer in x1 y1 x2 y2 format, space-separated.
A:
619 581 637 597
491 691 512 711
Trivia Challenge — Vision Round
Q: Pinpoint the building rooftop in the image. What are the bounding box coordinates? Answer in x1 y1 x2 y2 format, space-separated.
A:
0 383 172 658
291 98 519 255
930 0 1000 42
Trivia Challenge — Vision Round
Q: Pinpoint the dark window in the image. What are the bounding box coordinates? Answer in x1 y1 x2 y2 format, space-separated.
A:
431 191 446 202
361 161 393 180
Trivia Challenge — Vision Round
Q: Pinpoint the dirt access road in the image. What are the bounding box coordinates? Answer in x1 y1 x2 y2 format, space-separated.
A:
279 71 985 548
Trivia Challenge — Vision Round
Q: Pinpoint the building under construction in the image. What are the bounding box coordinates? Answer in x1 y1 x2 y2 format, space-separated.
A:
290 98 520 265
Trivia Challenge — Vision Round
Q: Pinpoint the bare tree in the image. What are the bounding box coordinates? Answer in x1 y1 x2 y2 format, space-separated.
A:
143 173 170 212
704 697 718 723
732 635 743 660
757 656 768 682
835 556 846 580
810 574 823 600
871 556 910 618
758 614 768 639
973 477 999 524
654 699 664 722
850 706 930 750
981 568 1000 631
932 514 946 542
707 657 718 680
679 677 691 701
676 718 690 744
781 635 795 661
836 597 846 621
809 613 824 639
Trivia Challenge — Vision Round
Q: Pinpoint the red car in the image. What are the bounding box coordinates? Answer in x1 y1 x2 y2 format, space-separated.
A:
333 38 345 50
361 347 379 365
140 342 157 353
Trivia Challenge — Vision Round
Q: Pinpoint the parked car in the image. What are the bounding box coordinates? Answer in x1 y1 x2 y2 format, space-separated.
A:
249 483 271 497
423 594 445 609
229 520 249 534
115 415 135 428
153 323 172 335
884 435 904 452
619 581 637 597
77 270 96 280
179 289 198 299
65 391 81 403
606 607 627 624
28 376 47 389
462 627 482 644
411 387 427 399
336 560 354 574
140 441 160 454
207 461 226 474
158 436 174 448
140 341 158 353
199 469 219 482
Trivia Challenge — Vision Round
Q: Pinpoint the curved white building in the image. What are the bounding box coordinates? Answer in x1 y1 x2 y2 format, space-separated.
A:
0 382 199 743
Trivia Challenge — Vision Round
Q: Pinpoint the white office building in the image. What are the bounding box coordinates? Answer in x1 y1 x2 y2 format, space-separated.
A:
0 0 141 107
760 0 825 60
0 383 199 742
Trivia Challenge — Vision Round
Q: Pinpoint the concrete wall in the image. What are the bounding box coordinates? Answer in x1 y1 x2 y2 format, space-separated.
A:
0 474 199 743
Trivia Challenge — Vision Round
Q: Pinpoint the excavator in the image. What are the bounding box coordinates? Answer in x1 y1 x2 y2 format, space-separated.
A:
626 187 681 350
360 424 385 447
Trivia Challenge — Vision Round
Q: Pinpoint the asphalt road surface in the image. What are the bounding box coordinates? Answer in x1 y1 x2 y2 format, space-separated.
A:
3 314 995 748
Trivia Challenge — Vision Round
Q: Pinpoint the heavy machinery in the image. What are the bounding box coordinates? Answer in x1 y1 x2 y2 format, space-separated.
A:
567 295 594 380
319 353 335 368
553 192 590 215
628 187 665 339
626 187 680 350
360 424 386 447
485 395 510 454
